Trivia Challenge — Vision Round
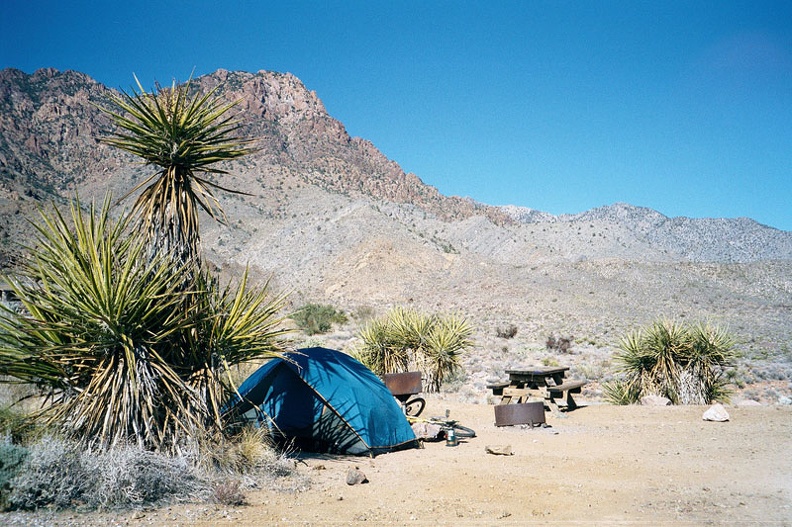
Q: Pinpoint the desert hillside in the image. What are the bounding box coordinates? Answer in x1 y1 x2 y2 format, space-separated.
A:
1 67 791 403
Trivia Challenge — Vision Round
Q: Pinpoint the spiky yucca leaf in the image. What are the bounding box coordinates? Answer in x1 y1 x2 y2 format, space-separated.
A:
354 316 411 376
102 76 255 267
185 269 291 427
422 313 473 392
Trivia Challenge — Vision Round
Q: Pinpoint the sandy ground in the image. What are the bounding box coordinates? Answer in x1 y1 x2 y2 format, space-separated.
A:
6 395 792 526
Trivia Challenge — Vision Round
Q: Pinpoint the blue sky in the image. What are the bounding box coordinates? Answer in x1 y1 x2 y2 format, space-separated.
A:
2 1 791 231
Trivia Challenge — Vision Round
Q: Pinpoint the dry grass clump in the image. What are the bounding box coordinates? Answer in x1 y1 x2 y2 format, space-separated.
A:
496 324 518 339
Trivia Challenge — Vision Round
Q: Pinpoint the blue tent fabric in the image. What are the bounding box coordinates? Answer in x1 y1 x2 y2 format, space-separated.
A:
226 347 418 455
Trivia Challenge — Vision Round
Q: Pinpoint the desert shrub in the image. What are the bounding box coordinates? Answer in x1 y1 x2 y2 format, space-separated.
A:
211 478 246 506
496 324 518 339
353 307 474 392
0 442 28 510
6 437 93 511
546 334 574 353
541 356 560 368
90 446 204 508
291 303 348 335
5 437 207 511
609 319 738 405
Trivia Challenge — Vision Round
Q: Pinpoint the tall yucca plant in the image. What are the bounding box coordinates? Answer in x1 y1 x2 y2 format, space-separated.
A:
102 76 255 269
0 197 289 451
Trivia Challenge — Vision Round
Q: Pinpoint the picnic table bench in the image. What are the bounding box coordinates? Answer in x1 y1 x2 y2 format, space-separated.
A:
489 366 586 412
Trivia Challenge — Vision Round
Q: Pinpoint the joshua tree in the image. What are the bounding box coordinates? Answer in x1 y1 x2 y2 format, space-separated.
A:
102 76 255 270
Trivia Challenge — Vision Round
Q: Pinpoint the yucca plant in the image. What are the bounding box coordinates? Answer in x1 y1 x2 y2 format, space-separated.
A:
610 318 738 405
353 307 474 392
355 315 412 376
101 76 255 270
0 197 288 451
421 313 474 392
0 197 196 449
186 269 291 431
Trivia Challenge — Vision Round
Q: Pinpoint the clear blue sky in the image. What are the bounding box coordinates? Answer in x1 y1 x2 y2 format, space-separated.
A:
2 1 791 231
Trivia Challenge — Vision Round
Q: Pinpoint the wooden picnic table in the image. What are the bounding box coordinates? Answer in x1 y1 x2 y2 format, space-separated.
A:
488 366 586 412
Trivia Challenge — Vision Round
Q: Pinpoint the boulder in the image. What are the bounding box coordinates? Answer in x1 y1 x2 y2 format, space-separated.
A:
703 403 730 422
346 467 369 485
640 395 671 406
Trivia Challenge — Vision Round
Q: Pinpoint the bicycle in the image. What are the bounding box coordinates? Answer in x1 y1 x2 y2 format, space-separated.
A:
383 372 426 417
407 409 476 439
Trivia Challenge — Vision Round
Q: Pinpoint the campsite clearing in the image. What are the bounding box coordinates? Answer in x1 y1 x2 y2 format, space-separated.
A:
5 395 791 525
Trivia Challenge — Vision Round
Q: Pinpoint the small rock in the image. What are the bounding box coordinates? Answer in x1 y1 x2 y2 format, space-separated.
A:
735 399 762 407
641 395 671 406
346 467 368 485
778 396 792 406
485 444 514 456
703 403 730 422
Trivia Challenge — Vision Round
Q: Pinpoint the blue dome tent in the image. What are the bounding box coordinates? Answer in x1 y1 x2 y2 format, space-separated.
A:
225 347 418 456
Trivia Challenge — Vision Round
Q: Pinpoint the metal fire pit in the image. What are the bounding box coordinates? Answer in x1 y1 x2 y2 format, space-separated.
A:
494 401 546 427
383 371 422 396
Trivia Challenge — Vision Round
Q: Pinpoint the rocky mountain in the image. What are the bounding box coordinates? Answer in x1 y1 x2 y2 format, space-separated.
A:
1 67 791 397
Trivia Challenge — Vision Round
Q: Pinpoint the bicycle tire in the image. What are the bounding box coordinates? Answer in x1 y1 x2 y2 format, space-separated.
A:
404 397 426 417
450 423 476 438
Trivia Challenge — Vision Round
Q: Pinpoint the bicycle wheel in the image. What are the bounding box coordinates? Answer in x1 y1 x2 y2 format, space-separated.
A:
404 397 426 417
450 423 476 438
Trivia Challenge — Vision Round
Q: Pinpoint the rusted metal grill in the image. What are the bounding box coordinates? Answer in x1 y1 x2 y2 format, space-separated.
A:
493 401 546 427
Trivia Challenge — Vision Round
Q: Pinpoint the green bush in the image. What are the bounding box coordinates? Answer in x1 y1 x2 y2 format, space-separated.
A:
607 319 738 405
291 303 347 335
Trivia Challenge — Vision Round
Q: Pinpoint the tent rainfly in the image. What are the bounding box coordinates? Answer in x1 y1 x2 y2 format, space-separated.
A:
225 347 418 456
